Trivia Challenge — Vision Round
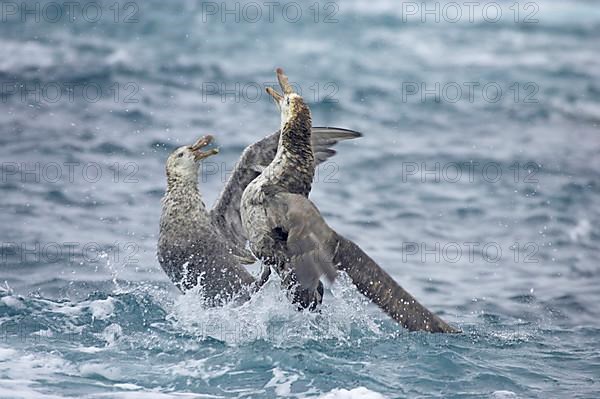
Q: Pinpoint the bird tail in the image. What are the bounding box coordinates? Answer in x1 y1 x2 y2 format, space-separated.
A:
333 234 460 333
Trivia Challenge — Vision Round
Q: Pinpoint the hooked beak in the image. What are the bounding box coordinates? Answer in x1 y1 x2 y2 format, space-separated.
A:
265 67 293 105
190 135 219 161
266 86 283 104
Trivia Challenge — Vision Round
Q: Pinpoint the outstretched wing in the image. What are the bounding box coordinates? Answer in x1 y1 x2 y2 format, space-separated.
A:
210 127 361 253
334 235 460 333
310 127 362 164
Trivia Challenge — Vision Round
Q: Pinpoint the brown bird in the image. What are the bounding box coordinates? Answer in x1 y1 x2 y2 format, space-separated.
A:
240 68 459 333
158 127 360 305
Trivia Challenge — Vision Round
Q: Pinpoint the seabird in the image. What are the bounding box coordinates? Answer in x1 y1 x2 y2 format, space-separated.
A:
158 128 361 304
240 68 459 332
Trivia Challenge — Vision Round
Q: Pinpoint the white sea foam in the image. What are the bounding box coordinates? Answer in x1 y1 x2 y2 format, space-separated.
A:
113 383 143 391
99 323 123 346
0 347 76 398
168 357 232 381
0 383 69 399
89 297 116 320
79 363 123 381
0 347 17 360
168 272 384 346
88 391 219 398
265 367 301 397
1 295 26 309
319 387 387 399
492 391 518 399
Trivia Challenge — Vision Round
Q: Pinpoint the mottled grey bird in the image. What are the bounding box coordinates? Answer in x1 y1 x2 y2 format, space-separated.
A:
240 68 459 332
158 128 361 305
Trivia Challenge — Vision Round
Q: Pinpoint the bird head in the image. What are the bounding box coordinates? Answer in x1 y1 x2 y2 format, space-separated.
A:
166 135 219 182
266 68 309 129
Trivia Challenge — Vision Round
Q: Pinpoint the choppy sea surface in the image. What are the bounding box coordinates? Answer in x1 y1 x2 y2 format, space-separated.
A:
1 0 599 397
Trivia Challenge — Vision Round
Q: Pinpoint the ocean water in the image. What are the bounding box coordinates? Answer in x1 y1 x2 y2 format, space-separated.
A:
1 0 599 397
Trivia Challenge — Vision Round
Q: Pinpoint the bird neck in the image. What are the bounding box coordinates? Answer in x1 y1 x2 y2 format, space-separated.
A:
272 108 314 195
166 166 199 191
160 174 209 236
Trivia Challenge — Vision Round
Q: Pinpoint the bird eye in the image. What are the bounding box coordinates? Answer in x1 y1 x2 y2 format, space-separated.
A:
286 98 290 105
177 152 184 158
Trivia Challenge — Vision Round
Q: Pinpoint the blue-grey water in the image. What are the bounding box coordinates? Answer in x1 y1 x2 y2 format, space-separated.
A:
1 0 599 397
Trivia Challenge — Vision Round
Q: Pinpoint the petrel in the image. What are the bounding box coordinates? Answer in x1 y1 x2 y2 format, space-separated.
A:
240 68 459 332
158 128 360 304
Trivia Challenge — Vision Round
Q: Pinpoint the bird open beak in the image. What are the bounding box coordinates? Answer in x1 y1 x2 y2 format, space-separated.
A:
266 86 283 103
190 135 219 161
276 67 293 94
265 67 293 105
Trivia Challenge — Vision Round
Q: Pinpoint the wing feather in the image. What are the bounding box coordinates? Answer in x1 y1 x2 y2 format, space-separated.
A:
271 192 338 290
210 127 361 250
